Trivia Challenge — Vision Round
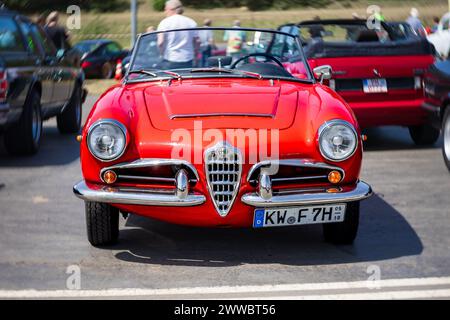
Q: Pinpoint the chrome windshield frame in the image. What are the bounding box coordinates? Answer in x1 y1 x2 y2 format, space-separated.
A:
125 27 315 84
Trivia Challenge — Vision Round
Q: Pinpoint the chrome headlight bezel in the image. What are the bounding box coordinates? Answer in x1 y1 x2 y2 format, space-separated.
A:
318 120 358 162
87 119 128 162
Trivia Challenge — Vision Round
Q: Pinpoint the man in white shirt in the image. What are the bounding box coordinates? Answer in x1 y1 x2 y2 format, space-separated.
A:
157 0 199 69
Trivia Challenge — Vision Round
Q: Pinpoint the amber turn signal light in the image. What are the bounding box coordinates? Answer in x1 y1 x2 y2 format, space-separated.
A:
361 134 368 142
103 170 117 184
328 170 342 184
76 135 82 142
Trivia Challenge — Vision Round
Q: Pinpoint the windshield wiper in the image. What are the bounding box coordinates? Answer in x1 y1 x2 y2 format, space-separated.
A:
126 69 182 83
160 70 183 80
127 69 158 77
191 68 263 79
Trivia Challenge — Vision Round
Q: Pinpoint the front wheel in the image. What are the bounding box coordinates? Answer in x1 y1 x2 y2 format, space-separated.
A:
323 202 359 245
85 201 119 246
57 84 82 134
101 62 113 79
4 90 42 155
408 124 440 146
442 107 450 171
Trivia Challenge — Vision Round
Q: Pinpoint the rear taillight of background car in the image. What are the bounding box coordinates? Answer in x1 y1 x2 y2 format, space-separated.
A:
81 61 92 69
0 70 8 103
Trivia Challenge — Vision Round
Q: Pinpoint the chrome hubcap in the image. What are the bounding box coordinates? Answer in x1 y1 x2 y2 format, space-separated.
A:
444 114 450 161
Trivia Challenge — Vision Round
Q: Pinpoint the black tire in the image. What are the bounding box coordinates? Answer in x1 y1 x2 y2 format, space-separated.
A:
408 123 440 146
57 84 82 134
4 90 42 155
85 201 119 246
323 202 360 245
101 62 113 79
442 107 450 171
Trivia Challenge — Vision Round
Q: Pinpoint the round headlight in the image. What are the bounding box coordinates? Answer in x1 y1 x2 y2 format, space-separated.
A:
87 119 127 161
319 120 357 162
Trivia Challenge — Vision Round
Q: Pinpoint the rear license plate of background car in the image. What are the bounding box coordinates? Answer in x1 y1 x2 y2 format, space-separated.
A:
253 204 346 228
363 79 388 93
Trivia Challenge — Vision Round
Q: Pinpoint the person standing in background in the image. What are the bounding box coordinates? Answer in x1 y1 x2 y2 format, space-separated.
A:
431 16 440 33
406 8 425 36
198 19 214 67
45 11 70 50
157 0 199 69
223 20 246 63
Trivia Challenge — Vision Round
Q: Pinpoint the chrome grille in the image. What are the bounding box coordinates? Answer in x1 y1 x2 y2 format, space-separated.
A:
205 142 242 217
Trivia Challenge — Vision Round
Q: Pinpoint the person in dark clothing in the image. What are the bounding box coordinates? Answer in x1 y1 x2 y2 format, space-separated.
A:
45 11 70 50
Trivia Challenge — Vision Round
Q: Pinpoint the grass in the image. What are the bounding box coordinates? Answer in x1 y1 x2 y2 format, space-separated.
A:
60 0 449 49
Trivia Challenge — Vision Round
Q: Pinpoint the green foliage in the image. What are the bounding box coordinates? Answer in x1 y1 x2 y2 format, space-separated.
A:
152 0 166 11
3 0 128 13
164 0 334 11
245 0 273 11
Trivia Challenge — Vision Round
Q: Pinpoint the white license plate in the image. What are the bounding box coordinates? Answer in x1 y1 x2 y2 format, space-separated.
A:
253 204 346 228
363 79 388 93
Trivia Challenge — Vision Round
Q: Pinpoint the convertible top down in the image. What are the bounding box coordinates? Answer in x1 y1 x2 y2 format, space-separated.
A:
73 27 372 246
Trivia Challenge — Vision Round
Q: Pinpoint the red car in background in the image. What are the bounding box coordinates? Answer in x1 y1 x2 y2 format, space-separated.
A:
73 28 372 247
280 20 438 145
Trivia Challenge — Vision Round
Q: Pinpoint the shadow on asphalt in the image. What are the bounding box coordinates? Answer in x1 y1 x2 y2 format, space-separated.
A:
0 125 80 167
109 194 422 267
363 126 443 152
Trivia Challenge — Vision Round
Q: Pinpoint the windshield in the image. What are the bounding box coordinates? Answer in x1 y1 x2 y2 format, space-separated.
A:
74 41 101 54
298 23 390 43
127 27 313 82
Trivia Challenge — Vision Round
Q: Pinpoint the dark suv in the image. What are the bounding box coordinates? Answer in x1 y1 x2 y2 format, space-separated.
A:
0 8 85 155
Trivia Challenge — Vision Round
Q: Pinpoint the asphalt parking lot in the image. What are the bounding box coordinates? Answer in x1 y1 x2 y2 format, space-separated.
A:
0 94 449 299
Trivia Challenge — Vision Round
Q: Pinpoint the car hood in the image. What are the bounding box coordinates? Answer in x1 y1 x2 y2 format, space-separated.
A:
141 78 301 130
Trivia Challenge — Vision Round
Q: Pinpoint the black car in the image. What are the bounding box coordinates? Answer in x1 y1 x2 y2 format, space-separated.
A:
386 22 420 40
0 7 85 155
74 39 129 79
423 58 450 171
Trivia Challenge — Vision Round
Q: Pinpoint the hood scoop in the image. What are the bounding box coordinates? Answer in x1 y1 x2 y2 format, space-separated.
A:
142 79 299 130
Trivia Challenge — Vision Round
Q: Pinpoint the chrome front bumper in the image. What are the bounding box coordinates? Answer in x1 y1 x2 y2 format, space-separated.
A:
241 181 372 207
73 180 206 206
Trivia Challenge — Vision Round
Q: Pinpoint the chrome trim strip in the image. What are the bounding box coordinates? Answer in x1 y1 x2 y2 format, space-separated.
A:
170 113 274 119
73 180 206 206
117 175 177 183
422 102 440 113
247 159 345 183
241 181 372 207
100 158 200 181
271 175 328 183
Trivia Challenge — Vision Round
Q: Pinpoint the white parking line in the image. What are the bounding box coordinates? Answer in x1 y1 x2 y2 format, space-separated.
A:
235 289 450 300
1 276 450 299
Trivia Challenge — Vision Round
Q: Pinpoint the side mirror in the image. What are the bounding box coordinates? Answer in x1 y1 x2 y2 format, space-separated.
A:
56 49 66 60
313 65 332 83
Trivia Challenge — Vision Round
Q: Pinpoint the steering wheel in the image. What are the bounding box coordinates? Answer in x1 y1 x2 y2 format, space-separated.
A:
230 53 284 69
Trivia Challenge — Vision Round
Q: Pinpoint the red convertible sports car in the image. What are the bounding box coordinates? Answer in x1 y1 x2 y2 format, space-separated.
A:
73 28 372 246
280 20 439 145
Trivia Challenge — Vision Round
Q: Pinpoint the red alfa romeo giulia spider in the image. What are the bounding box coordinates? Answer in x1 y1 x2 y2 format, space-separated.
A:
73 28 372 246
